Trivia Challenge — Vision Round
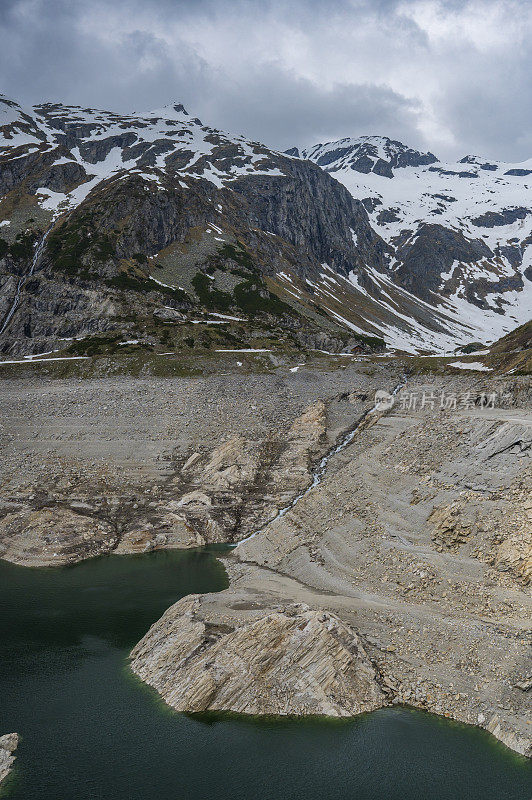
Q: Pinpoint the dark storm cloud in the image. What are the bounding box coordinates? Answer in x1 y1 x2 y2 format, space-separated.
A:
201 72 420 152
0 0 530 160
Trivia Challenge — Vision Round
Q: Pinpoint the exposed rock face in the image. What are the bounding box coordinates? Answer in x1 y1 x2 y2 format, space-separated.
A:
429 467 532 588
393 223 492 301
152 307 186 323
228 159 387 280
471 207 529 228
0 95 389 357
169 400 327 542
130 596 385 716
0 733 18 786
0 506 117 566
485 715 532 759
115 512 200 554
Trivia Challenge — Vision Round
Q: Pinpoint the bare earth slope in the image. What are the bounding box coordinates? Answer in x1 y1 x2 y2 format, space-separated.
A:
0 361 396 563
0 362 530 756
129 372 532 757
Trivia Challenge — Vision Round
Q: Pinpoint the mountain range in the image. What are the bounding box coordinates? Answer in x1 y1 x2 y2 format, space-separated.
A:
0 94 530 358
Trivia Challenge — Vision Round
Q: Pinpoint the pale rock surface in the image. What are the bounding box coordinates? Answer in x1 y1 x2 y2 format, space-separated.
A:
131 596 385 715
0 396 335 561
429 466 532 588
0 506 117 566
170 401 327 542
0 733 18 786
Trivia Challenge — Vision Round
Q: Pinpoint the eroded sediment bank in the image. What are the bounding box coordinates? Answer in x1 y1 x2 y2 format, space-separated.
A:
129 373 532 757
1 366 530 756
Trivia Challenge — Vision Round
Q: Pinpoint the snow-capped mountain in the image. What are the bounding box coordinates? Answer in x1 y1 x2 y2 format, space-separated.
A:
0 96 387 356
290 135 532 351
287 136 437 177
0 95 287 208
0 93 530 357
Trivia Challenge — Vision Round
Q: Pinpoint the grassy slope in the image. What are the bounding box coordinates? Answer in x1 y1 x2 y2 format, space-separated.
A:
487 320 532 374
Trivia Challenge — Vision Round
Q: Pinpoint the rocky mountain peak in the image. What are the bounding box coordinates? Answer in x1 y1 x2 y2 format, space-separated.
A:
0 93 531 358
459 154 499 171
291 135 438 178
141 102 190 119
0 96 48 152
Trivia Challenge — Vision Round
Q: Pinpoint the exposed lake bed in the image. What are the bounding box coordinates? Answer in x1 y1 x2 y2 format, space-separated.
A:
1 366 531 798
0 549 530 800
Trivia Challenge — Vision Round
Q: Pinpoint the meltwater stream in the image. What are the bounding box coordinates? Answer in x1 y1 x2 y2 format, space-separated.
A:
0 230 51 336
0 549 530 800
237 382 404 546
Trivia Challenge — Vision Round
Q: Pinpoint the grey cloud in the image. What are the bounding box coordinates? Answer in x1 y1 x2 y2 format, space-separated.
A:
0 0 530 161
199 70 421 152
436 60 532 161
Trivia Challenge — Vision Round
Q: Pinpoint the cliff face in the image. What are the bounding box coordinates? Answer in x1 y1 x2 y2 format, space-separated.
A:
228 157 388 280
0 95 388 357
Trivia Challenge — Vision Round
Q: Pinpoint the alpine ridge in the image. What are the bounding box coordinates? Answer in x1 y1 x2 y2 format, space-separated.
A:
291 135 532 351
0 95 531 357
0 94 387 358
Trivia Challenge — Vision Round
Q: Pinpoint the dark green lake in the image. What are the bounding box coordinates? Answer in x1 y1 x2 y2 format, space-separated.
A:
0 549 530 800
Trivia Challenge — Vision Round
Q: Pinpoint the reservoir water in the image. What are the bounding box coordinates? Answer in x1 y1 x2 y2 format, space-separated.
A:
0 549 530 800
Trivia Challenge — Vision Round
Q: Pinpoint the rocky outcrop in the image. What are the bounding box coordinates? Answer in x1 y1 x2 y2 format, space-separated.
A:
0 733 18 787
393 224 492 301
130 596 385 715
0 506 117 566
168 401 327 542
152 307 186 323
471 207 529 228
485 715 532 759
429 471 532 588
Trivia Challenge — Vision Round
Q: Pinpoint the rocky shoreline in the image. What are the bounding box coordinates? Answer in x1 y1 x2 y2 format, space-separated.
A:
1 365 530 757
0 734 18 788
131 597 386 716
130 372 531 758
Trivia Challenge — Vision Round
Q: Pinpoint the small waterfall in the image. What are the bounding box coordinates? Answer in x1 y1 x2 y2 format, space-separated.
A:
236 381 405 547
0 228 51 336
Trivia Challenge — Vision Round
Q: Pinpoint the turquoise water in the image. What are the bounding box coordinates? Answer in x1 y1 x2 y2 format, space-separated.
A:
0 549 530 800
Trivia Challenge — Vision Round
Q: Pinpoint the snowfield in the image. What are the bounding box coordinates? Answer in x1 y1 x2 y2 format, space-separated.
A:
295 135 532 353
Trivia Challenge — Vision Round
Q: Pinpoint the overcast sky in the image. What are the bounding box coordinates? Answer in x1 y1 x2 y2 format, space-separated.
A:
1 0 531 161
